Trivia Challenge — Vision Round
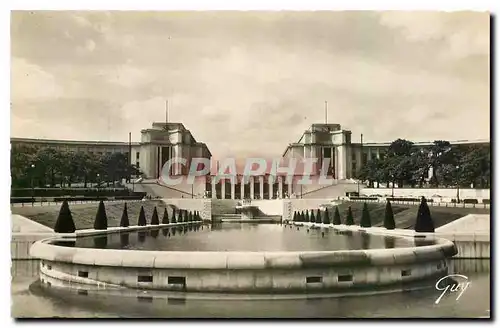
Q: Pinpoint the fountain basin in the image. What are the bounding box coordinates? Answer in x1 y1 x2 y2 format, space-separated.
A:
30 223 457 294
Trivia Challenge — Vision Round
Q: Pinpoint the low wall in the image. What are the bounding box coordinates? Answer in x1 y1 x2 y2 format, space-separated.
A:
11 214 58 260
162 198 212 221
12 233 59 260
30 224 456 293
361 188 490 202
282 199 338 222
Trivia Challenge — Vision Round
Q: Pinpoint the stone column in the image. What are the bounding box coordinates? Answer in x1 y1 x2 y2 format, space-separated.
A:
221 179 226 200
287 178 292 198
250 176 255 199
231 178 235 200
240 178 245 199
211 177 216 199
269 176 274 200
259 176 264 199
278 176 283 199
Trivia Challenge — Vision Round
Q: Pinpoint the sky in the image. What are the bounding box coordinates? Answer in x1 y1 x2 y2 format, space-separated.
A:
11 11 490 159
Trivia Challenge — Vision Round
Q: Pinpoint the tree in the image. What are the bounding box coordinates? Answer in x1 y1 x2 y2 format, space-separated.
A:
315 209 322 224
360 203 371 228
384 200 395 230
323 208 330 224
345 206 354 226
293 211 297 222
120 203 129 227
310 210 315 223
162 208 169 224
415 197 435 232
137 206 147 226
171 210 177 224
429 140 452 187
93 200 108 230
53 200 76 233
188 211 193 222
151 206 160 225
333 206 341 225
305 210 310 223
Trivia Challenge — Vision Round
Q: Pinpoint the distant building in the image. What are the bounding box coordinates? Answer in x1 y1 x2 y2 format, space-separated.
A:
10 122 212 179
283 123 489 179
11 121 489 199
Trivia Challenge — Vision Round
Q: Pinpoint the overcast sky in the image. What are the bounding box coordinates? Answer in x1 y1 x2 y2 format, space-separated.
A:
11 11 489 159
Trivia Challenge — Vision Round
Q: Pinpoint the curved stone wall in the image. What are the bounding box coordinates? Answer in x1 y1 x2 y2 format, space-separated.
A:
30 226 457 293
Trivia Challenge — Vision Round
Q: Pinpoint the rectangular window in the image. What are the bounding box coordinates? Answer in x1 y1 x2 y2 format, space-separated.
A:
136 161 140 168
168 276 186 285
401 269 412 277
138 275 153 283
338 274 353 282
78 271 89 278
136 152 140 159
306 276 323 283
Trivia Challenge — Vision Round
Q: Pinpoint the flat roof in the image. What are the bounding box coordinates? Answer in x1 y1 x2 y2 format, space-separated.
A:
10 137 141 147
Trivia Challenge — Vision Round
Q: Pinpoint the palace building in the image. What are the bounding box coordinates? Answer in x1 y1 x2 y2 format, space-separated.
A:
11 122 489 199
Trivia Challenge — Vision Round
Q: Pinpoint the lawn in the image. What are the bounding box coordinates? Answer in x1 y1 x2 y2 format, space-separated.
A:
11 200 176 230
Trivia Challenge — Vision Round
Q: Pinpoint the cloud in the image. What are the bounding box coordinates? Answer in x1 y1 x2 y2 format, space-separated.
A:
10 11 490 159
11 57 63 100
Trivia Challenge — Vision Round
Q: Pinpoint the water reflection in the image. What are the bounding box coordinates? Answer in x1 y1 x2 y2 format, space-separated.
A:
120 233 129 248
10 257 490 318
138 231 146 243
65 224 438 252
93 236 107 249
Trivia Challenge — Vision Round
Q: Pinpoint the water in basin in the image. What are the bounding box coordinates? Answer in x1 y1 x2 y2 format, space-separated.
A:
67 223 433 252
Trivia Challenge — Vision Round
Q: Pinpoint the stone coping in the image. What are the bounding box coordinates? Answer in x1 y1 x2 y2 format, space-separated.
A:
30 222 457 270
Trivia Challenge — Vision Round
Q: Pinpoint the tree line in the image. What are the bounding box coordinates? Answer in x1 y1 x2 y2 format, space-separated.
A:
11 144 141 189
356 139 490 189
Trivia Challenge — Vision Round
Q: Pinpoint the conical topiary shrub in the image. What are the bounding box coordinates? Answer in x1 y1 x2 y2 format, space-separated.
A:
310 210 315 223
293 211 297 222
415 197 435 232
151 207 160 225
323 208 330 224
162 208 169 224
305 210 310 223
360 203 372 228
171 210 177 224
137 206 147 226
120 203 129 227
333 206 341 225
384 200 396 230
54 200 76 233
93 200 108 230
189 211 193 222
315 209 322 224
345 206 354 226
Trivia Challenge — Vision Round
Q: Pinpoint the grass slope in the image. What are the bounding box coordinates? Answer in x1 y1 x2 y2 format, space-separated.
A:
11 200 177 230
334 202 489 229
